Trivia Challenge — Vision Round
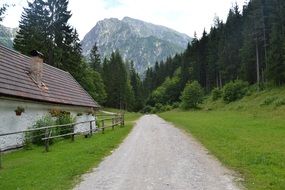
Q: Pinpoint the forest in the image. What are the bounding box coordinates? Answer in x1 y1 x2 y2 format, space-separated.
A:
1 0 285 112
142 0 285 112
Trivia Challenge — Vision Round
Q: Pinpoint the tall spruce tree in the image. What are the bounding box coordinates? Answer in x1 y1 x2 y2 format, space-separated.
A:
266 0 285 84
89 43 102 73
0 4 8 22
130 63 144 111
102 51 134 110
14 0 81 76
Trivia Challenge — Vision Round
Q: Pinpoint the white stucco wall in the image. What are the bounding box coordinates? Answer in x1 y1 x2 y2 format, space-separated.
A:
0 97 96 150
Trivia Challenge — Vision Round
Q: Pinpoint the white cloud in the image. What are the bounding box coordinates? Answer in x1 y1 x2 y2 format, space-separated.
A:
2 0 247 40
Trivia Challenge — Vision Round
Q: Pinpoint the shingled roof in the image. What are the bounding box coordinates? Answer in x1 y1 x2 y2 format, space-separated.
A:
0 45 100 108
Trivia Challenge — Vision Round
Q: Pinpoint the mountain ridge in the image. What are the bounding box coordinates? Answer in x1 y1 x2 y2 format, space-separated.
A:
0 25 17 49
81 17 192 74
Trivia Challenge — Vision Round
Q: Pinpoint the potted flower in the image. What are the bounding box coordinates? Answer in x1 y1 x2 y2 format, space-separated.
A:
15 106 25 116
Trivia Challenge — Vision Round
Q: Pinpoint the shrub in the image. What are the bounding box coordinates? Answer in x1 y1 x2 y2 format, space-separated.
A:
29 115 55 145
274 98 285 107
180 81 203 109
164 105 173 111
56 113 76 138
154 103 164 112
172 102 180 109
260 96 278 106
150 107 158 114
211 88 222 101
141 105 153 113
222 80 248 103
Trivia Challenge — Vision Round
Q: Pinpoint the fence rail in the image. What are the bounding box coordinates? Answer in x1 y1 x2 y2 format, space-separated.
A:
0 113 124 169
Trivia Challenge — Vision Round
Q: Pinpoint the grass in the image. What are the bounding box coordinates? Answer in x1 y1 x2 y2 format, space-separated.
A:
0 111 141 190
159 87 285 190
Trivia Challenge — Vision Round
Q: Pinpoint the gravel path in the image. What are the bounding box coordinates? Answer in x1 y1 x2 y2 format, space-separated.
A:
74 115 242 190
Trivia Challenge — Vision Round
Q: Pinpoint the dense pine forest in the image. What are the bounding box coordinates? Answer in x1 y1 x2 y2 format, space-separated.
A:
142 0 285 111
1 0 285 112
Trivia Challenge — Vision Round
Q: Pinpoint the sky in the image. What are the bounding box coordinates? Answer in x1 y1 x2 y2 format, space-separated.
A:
2 0 248 40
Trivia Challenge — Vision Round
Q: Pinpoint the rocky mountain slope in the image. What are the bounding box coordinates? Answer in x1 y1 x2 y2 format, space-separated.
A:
0 25 17 49
81 17 192 74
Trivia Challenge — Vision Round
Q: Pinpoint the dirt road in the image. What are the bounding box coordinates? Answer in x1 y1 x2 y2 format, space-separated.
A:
74 115 241 190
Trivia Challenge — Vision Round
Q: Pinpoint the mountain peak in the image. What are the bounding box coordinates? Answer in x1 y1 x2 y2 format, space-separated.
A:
81 17 192 74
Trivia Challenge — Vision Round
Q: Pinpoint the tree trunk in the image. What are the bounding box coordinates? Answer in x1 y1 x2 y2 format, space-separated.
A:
255 39 260 90
219 72 222 88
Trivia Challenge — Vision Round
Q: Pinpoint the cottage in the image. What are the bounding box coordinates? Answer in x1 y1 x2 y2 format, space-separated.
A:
0 45 100 150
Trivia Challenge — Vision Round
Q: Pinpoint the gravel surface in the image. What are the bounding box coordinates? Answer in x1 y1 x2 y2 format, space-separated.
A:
74 115 242 190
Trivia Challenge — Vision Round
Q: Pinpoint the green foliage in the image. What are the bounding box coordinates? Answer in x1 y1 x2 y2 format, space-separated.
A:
143 1 285 106
141 105 153 113
76 61 107 104
29 115 55 145
260 96 278 106
172 102 180 109
0 4 7 22
211 88 222 101
180 81 203 109
130 63 144 112
0 111 140 190
102 51 135 111
89 43 102 73
14 0 82 76
56 113 75 138
222 80 248 103
274 98 285 108
147 68 181 106
267 24 285 85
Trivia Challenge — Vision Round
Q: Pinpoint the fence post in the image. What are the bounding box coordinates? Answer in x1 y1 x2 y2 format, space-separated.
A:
112 118 114 130
102 120 105 134
90 121 93 136
45 128 49 152
121 114 125 127
0 148 2 169
71 125 75 142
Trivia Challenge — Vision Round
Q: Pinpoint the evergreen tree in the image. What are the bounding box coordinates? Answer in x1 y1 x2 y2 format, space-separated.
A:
14 0 48 55
75 60 107 104
14 0 81 76
266 0 285 85
102 51 134 110
141 0 285 108
267 24 285 85
89 43 102 73
130 63 144 111
0 4 8 22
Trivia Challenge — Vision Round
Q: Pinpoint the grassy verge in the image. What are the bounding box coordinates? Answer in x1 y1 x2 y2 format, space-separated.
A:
160 107 285 190
0 111 141 190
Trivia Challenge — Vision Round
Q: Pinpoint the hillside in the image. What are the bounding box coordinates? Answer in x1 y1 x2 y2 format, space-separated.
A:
160 87 285 190
0 25 17 49
203 87 285 114
81 17 192 74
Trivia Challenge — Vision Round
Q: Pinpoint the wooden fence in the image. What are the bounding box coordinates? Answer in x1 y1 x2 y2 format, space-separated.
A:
0 113 124 169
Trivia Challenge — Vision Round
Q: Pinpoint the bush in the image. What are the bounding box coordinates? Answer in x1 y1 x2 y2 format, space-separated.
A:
164 105 173 111
29 115 55 145
141 105 153 113
180 81 203 109
56 113 76 138
172 102 180 109
211 88 222 101
260 96 278 106
274 98 285 107
222 80 248 103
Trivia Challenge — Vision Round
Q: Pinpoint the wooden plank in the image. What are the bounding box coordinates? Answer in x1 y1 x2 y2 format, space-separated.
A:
42 132 76 140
